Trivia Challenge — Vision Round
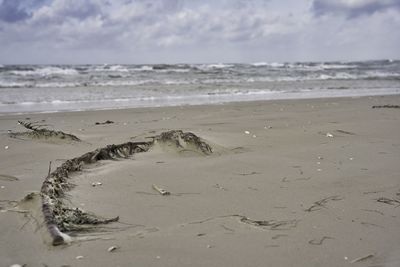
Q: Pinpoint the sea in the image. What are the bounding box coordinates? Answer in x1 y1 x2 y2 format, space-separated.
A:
0 60 399 114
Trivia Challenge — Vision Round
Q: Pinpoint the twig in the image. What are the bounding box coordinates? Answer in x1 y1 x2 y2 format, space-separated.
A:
350 254 374 263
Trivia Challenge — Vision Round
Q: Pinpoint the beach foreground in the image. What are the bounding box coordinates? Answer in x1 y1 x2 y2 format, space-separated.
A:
1 95 400 267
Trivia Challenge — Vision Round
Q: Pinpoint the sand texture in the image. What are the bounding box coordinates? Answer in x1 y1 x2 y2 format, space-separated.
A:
1 95 400 267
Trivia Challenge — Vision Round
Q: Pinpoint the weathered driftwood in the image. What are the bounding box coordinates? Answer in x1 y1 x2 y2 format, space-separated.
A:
40 130 212 245
16 120 81 141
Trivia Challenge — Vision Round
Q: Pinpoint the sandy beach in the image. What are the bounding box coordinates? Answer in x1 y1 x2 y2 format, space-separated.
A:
1 95 400 267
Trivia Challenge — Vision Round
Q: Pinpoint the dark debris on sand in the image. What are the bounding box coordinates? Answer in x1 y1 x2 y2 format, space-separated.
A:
40 130 212 245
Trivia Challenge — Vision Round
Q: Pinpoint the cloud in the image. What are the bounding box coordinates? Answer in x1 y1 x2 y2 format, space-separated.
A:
312 0 400 18
0 0 31 22
0 0 399 63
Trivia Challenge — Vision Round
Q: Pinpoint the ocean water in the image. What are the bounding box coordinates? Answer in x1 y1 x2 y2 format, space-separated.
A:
0 60 399 114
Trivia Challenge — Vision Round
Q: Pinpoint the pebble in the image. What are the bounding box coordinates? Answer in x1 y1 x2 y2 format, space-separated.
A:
326 133 334 138
76 256 84 260
4 145 9 150
1 186 5 189
9 265 23 267
244 131 250 134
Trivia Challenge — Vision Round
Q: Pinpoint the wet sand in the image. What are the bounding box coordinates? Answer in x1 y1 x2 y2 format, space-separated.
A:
1 95 400 267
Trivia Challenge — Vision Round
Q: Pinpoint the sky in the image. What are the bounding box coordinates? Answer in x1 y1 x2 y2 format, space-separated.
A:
0 0 399 64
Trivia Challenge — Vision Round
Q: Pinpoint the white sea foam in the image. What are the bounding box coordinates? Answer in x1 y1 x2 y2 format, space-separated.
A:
198 63 234 70
252 62 285 68
0 81 33 88
1 61 399 114
132 66 153 71
11 67 79 76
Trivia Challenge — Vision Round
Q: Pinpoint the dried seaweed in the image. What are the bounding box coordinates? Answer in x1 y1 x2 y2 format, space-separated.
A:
335 129 356 135
13 121 81 142
95 120 114 125
189 214 299 230
372 105 400 109
308 236 334 245
376 197 400 206
150 130 213 155
305 195 342 212
40 130 212 245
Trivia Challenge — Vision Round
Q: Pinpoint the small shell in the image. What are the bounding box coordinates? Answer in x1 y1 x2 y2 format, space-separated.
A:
76 255 84 260
4 146 9 150
108 245 119 252
244 131 250 134
326 133 334 138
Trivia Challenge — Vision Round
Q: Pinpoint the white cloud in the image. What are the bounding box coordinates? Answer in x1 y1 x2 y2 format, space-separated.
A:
312 0 400 17
0 0 399 63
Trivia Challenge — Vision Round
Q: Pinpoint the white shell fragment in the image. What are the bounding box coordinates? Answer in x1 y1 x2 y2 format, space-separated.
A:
4 146 9 150
91 182 102 187
244 131 250 134
326 133 334 138
76 256 84 260
108 245 119 252
9 264 23 267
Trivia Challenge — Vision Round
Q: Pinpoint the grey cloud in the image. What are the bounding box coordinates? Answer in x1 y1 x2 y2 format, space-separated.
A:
0 0 399 64
312 0 400 18
0 0 31 22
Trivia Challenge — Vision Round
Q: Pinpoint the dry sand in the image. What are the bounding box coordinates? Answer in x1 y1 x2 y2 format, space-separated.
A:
1 95 400 267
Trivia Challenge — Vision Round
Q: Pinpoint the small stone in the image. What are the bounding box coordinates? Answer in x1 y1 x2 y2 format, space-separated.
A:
9 264 23 267
252 135 257 138
4 146 9 150
244 131 250 134
76 256 84 260
1 186 5 189
326 133 334 138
